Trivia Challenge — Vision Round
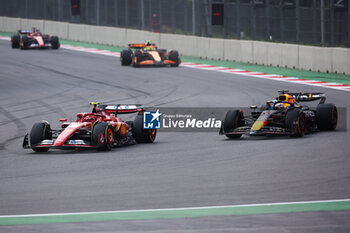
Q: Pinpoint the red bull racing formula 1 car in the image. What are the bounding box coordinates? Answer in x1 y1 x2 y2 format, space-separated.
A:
23 103 156 152
11 28 60 49
120 41 180 67
220 91 338 138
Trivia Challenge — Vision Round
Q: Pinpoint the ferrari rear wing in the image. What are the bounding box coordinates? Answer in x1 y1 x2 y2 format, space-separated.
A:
97 104 144 114
17 30 32 34
288 92 326 103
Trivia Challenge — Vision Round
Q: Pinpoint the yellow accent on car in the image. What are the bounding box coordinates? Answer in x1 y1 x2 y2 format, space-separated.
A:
251 121 266 131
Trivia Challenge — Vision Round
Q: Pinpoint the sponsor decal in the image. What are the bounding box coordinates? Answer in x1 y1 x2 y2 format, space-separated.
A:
143 110 162 129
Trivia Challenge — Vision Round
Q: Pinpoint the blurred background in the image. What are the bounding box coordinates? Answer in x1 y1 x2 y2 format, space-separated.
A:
0 0 348 47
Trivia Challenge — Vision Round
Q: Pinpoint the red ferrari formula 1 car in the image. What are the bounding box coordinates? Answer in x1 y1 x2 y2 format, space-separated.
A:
120 41 180 67
11 28 60 49
23 103 156 152
220 91 338 138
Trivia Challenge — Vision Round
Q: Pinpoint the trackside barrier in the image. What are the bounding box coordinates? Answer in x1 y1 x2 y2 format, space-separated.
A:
1 17 349 75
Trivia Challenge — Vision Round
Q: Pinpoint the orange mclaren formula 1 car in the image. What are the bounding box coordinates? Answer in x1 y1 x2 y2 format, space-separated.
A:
11 28 60 50
120 41 180 67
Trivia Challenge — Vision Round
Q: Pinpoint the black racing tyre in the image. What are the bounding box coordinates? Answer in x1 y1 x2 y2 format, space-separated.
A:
120 49 132 65
132 50 142 67
92 122 114 150
50 36 60 49
132 114 156 143
285 109 306 137
316 103 337 131
20 36 30 49
29 122 52 152
168 50 180 67
223 110 244 139
11 35 20 48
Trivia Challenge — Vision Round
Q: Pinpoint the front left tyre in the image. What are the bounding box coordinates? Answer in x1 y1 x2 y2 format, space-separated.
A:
92 122 115 150
120 49 132 65
222 109 244 139
285 109 306 137
30 122 52 152
11 35 20 48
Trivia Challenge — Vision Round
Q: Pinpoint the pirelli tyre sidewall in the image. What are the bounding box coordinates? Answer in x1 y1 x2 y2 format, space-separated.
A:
285 109 306 137
132 114 156 143
30 122 52 152
169 50 180 67
11 35 20 48
223 109 244 139
50 36 60 49
92 122 114 150
316 103 338 131
121 49 132 65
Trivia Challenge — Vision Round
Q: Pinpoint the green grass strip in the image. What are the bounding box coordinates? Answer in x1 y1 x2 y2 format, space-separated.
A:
0 200 350 225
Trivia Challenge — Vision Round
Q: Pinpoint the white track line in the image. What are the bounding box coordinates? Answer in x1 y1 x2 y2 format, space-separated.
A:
0 198 349 218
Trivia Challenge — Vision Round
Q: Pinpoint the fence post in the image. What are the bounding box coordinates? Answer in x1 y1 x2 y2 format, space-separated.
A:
313 0 317 45
265 0 270 41
115 0 118 26
251 0 256 40
141 0 145 30
280 0 284 42
171 0 175 33
348 0 350 47
192 0 196 35
321 0 325 46
236 0 241 39
25 0 28 18
159 0 162 33
330 0 335 47
96 0 100 25
296 0 300 44
125 0 128 28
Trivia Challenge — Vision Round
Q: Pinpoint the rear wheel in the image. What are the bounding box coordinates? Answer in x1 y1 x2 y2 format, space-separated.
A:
11 35 20 48
50 36 60 49
120 49 132 65
158 49 167 60
316 103 337 131
285 109 306 137
223 110 244 139
30 122 52 152
168 50 180 67
92 123 114 150
132 114 156 143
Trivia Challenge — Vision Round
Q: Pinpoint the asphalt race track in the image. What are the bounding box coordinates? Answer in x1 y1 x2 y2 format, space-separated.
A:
0 39 350 232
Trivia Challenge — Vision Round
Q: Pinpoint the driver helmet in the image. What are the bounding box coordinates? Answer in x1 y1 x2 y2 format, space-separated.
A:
145 40 151 46
274 102 291 110
146 46 152 51
277 94 296 104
